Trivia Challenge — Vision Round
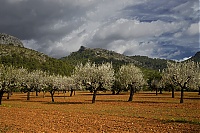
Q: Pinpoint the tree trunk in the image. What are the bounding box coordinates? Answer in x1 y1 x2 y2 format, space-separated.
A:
50 90 55 102
156 87 158 95
172 86 175 98
128 85 134 102
64 91 66 99
159 88 162 94
92 89 97 103
0 91 4 105
111 90 115 95
36 91 38 96
27 91 30 100
43 91 45 98
7 91 11 99
70 88 74 97
116 89 121 95
180 88 184 103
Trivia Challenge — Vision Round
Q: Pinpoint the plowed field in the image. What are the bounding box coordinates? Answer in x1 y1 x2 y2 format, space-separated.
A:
0 91 200 133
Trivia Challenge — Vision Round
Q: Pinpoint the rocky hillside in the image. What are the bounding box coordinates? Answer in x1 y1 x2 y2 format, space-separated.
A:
1 33 198 75
0 33 24 47
61 46 139 70
189 51 200 62
0 44 73 76
61 46 169 71
129 56 169 70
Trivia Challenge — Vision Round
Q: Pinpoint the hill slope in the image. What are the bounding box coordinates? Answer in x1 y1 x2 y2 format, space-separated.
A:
0 33 24 47
129 56 169 70
1 33 198 76
189 51 200 62
0 44 73 76
61 46 140 70
61 46 169 71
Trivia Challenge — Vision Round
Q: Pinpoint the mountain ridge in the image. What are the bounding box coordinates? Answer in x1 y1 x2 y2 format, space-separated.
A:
0 36 199 75
0 44 73 76
189 51 200 62
61 46 173 71
0 33 24 47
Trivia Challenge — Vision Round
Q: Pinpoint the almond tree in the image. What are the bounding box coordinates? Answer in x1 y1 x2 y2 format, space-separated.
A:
56 75 70 97
161 70 176 98
189 62 200 95
165 61 199 103
59 76 77 97
41 73 69 102
151 78 161 95
0 65 23 105
60 76 73 97
0 65 11 105
117 64 146 101
196 63 200 95
43 74 59 102
65 77 76 97
146 70 162 94
19 69 46 100
73 62 115 103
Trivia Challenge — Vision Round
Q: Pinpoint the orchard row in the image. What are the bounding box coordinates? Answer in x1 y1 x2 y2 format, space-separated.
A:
0 61 199 104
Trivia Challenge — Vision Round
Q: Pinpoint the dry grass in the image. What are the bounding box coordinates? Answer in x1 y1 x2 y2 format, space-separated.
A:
0 91 200 132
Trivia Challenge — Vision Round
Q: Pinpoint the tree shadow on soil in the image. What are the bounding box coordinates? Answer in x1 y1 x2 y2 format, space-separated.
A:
79 93 128 96
131 100 178 104
85 99 127 103
138 96 172 98
43 101 92 105
3 98 27 102
184 97 200 100
51 95 71 98
162 119 200 125
23 100 49 103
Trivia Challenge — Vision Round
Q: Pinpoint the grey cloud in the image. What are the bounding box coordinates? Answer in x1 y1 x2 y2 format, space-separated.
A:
0 0 199 60
124 0 197 22
0 0 89 40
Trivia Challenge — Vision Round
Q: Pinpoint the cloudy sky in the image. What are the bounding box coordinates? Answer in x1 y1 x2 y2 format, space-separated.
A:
0 0 199 60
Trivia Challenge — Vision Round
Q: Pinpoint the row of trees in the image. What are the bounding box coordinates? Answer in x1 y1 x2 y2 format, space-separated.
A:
0 60 199 105
161 61 200 103
0 65 75 105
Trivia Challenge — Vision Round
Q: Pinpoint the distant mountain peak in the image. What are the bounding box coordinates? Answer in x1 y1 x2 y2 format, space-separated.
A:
194 51 200 56
189 51 200 62
78 46 87 52
0 33 24 47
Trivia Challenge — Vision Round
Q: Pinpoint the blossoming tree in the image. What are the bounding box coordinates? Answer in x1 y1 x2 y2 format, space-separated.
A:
73 62 115 103
164 61 199 103
117 64 146 101
0 65 24 105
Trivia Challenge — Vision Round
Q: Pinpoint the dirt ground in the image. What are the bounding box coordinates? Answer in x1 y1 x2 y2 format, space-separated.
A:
0 91 200 133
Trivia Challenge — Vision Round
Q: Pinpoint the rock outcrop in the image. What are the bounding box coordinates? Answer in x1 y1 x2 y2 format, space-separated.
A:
0 33 24 47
